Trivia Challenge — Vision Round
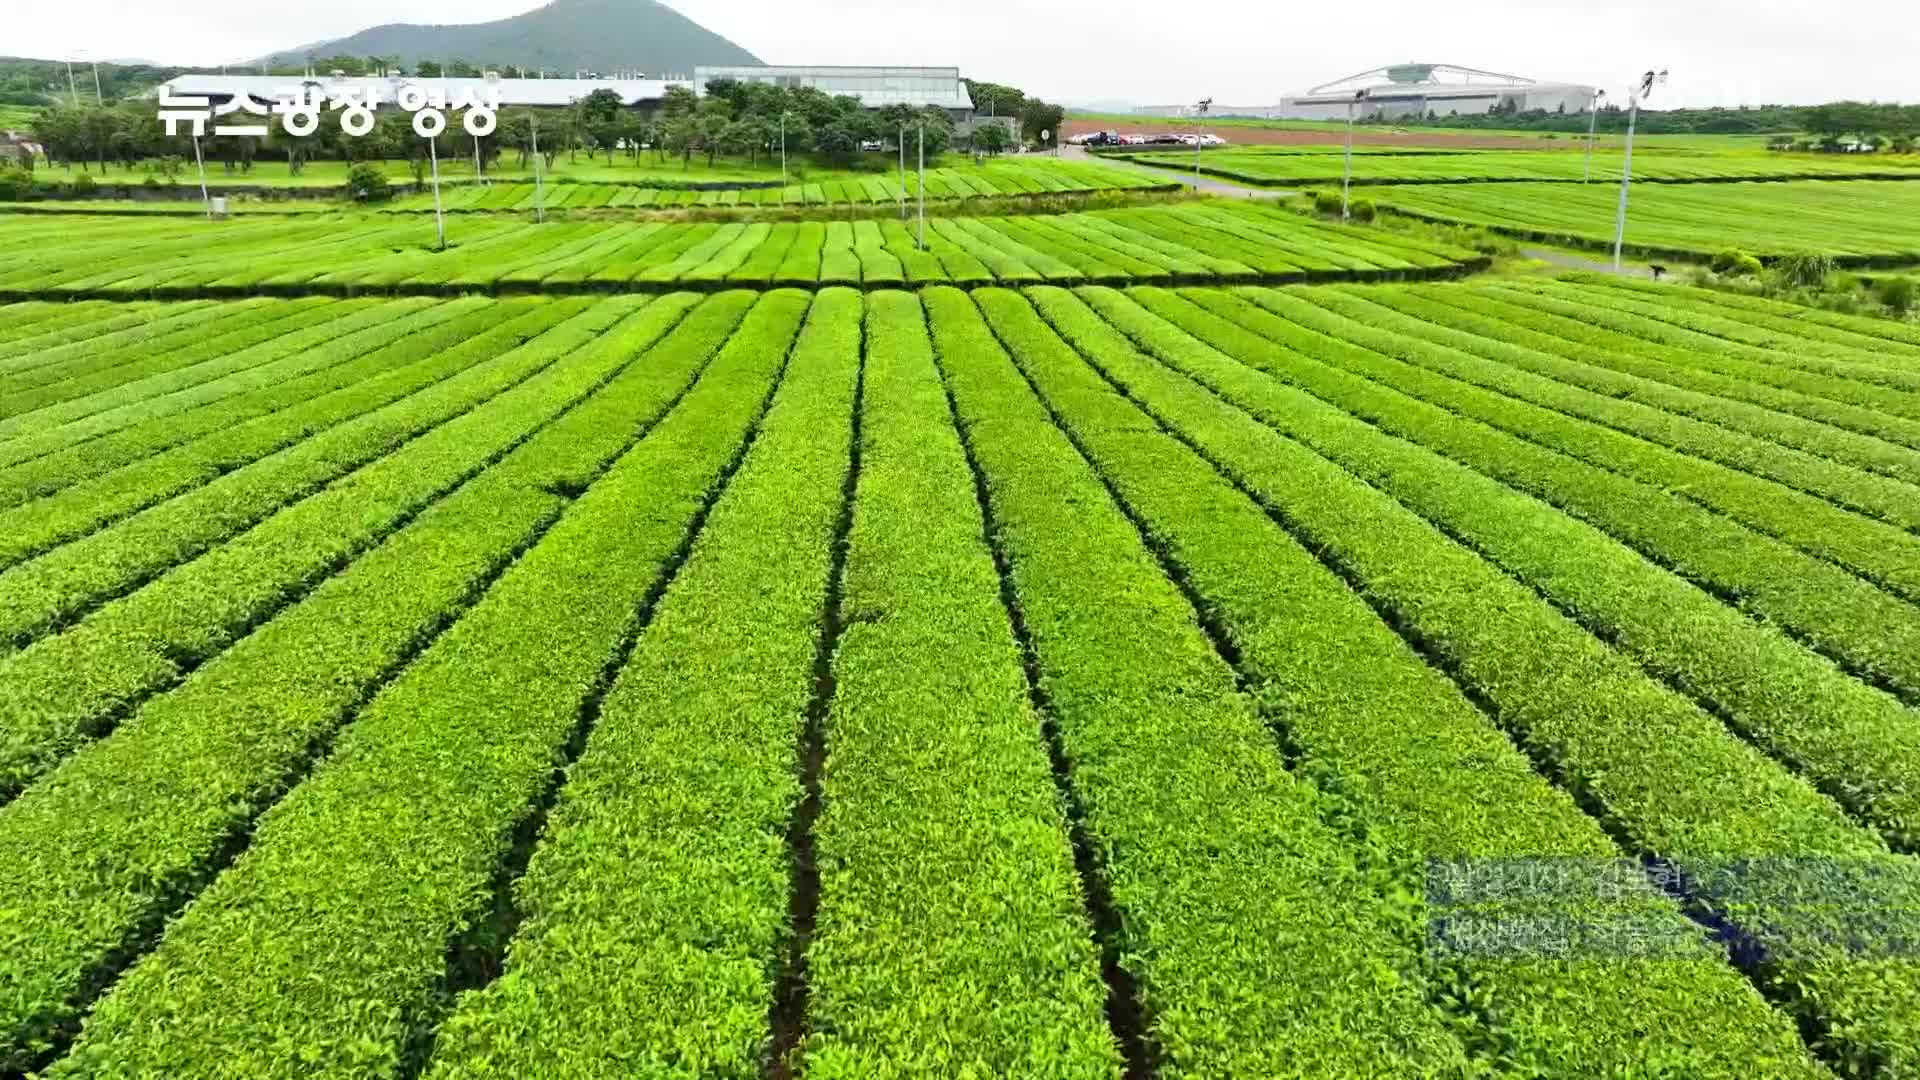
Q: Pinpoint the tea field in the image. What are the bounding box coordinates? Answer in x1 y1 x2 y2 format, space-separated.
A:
1112 146 1920 186
4 164 1920 1080
1376 178 1920 262
0 203 1485 298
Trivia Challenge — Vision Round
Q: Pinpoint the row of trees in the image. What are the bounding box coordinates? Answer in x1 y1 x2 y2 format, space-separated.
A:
965 80 1066 148
1366 100 1920 140
18 87 964 180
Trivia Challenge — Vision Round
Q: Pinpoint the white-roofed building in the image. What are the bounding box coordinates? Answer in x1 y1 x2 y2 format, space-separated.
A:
694 66 976 125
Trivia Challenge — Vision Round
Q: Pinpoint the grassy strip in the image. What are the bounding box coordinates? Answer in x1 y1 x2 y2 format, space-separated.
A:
794 291 1118 1077
1388 285 1920 493
0 303 139 348
1075 285 1920 1077
0 299 585 638
0 301 279 391
421 289 863 1079
1487 284 1920 421
1572 276 1920 359
0 292 720 1072
923 284 1469 1077
1317 285 1920 533
1210 287 1920 682
1572 275 1920 352
43 291 809 1080
1006 284 1824 1078
0 301 337 422
0 300 509 561
0 299 451 494
0 299 217 367
1551 286 1920 383
1105 285 1920 847
0 298 648 796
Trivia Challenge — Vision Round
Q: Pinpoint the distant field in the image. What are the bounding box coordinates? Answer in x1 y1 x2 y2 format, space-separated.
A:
1375 179 1920 262
20 152 983 190
385 161 1170 211
1114 147 1920 186
0 202 1483 296
0 105 38 133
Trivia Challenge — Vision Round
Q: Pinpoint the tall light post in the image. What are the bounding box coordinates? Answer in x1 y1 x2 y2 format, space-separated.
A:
1342 88 1371 222
917 122 926 251
1193 97 1212 185
898 123 907 220
780 111 788 189
1582 88 1607 182
1613 69 1668 272
65 60 79 107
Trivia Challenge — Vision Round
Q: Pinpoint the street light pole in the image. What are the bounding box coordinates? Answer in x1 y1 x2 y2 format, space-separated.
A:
1193 97 1212 185
1583 88 1606 182
780 112 788 190
1342 88 1370 222
91 62 103 105
1613 69 1667 272
65 60 79 107
530 115 546 224
898 123 907 220
917 122 926 251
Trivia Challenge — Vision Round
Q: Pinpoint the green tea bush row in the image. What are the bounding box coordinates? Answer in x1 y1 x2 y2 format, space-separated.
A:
0 292 716 1071
1011 284 1823 1077
43 292 809 1079
924 285 1470 1077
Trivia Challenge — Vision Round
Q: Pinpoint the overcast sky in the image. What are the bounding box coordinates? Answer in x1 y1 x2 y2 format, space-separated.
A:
10 0 1913 108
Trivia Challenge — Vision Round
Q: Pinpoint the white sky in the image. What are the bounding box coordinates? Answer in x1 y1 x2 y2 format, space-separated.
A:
10 0 1915 109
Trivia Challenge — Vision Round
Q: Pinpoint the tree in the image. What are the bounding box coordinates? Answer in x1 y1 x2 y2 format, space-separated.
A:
1019 99 1064 147
415 61 442 78
973 121 1011 156
345 161 391 202
579 87 624 126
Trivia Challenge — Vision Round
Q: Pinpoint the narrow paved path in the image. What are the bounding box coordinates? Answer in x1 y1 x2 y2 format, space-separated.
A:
1521 246 1658 279
1060 145 1296 200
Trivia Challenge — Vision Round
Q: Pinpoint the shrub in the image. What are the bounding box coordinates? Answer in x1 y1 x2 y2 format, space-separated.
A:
1349 198 1377 223
68 172 97 197
1873 275 1917 315
344 162 391 203
1313 191 1342 216
1772 251 1835 289
1710 249 1764 278
0 165 33 201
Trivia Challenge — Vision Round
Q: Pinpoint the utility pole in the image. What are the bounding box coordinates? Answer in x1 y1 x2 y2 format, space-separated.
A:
66 60 79 107
1583 88 1607 183
530 115 546 223
192 134 211 220
917 123 926 251
1193 97 1212 185
780 111 788 189
1613 69 1668 271
1342 88 1371 222
898 123 907 220
429 135 447 250
91 62 103 105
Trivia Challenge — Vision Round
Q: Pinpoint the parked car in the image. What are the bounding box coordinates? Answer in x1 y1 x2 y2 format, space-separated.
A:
1083 131 1126 148
859 139 885 152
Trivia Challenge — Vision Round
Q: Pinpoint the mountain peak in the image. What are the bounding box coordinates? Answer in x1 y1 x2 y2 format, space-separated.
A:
264 0 760 75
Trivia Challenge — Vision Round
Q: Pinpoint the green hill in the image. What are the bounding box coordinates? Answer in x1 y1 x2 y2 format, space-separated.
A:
265 0 761 76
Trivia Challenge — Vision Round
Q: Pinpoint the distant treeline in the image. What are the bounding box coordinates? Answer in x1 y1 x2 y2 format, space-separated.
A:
1369 100 1920 139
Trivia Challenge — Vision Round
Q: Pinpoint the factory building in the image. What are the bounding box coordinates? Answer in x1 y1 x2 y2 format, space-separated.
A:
693 66 976 127
1137 63 1598 122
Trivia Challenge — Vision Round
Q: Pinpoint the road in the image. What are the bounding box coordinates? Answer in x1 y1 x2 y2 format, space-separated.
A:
1060 144 1296 200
